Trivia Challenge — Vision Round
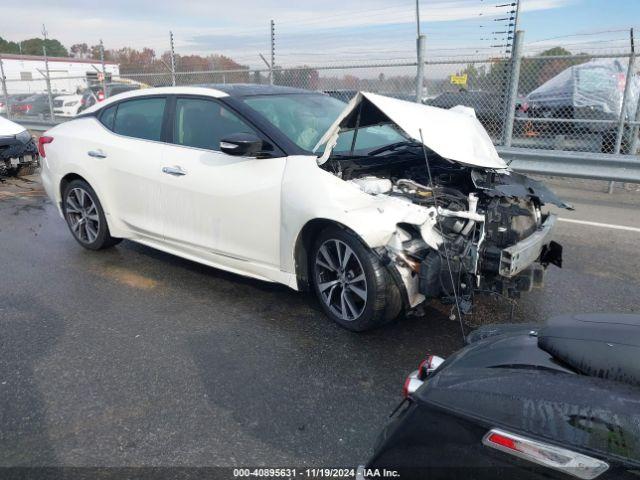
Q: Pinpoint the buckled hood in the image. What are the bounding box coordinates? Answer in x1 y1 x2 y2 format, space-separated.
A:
315 91 507 170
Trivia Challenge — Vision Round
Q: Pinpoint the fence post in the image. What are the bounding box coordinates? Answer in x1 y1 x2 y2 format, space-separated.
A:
169 31 177 86
629 86 640 156
100 39 108 99
416 34 426 103
502 29 524 147
0 56 11 120
614 34 635 156
42 49 55 120
608 29 635 193
270 20 275 85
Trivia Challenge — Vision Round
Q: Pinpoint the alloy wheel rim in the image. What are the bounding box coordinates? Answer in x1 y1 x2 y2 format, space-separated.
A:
315 239 367 321
65 187 100 244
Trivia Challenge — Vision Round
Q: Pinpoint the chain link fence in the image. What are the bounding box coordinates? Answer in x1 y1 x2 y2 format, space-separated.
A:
2 35 639 157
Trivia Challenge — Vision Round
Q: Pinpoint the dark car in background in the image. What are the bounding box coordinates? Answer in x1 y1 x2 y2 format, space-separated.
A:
324 89 358 103
425 90 505 137
77 82 141 112
364 313 640 479
10 94 52 118
0 93 32 116
526 59 639 152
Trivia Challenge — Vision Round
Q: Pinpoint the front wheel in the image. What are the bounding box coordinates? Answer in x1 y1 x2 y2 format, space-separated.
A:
62 179 121 250
311 227 402 331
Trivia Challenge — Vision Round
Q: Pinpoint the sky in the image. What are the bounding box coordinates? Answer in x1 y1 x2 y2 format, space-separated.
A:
1 0 639 68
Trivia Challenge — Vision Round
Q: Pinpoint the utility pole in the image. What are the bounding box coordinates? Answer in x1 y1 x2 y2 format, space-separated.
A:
503 30 524 146
415 0 425 103
100 39 108 100
270 19 275 85
513 0 522 34
0 56 11 120
42 24 55 120
169 31 177 86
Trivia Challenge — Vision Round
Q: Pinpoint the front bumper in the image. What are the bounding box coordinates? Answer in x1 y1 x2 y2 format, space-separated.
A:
499 214 557 278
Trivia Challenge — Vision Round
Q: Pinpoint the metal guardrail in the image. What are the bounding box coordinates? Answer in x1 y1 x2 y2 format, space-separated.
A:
498 147 640 183
11 119 640 184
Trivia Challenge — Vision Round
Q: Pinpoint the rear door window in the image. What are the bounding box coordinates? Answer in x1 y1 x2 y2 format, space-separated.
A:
112 97 166 141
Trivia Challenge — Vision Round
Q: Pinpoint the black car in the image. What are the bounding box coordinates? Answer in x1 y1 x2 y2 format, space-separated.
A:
10 94 52 117
425 90 505 137
365 313 640 479
324 89 358 103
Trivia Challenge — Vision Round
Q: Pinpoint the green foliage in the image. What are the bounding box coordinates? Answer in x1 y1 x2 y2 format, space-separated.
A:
0 37 21 54
18 38 69 57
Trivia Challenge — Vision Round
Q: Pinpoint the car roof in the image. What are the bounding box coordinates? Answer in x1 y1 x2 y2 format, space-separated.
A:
81 84 320 114
194 83 312 96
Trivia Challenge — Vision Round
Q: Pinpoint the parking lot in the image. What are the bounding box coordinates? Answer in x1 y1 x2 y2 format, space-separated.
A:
1 174 639 467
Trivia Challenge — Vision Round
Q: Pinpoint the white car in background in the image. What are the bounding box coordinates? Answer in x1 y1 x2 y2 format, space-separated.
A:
39 85 569 331
53 94 83 117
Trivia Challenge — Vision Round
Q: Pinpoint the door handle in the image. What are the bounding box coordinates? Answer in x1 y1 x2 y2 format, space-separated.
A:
87 149 107 159
162 165 187 176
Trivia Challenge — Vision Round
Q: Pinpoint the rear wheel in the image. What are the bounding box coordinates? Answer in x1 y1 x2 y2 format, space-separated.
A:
62 179 121 250
311 227 402 331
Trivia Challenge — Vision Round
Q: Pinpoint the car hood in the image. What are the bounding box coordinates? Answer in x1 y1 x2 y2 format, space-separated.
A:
0 115 27 136
314 91 507 170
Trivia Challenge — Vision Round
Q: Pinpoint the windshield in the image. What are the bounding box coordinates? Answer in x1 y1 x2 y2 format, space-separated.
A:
242 93 405 154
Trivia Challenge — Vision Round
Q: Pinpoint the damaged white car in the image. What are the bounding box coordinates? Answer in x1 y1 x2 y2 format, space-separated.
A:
39 85 568 331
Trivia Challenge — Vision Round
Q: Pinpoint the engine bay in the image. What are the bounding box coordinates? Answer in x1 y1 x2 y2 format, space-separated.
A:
320 149 567 313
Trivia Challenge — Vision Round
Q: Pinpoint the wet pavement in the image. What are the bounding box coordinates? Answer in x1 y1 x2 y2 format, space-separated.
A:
1 174 639 467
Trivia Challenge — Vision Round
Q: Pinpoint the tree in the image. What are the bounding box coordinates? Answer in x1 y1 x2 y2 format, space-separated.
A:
0 37 20 54
519 47 588 94
19 38 68 57
70 43 90 59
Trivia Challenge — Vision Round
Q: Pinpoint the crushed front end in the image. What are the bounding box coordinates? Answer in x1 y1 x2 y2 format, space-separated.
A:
316 91 571 315
0 129 39 176
399 168 568 312
324 155 570 314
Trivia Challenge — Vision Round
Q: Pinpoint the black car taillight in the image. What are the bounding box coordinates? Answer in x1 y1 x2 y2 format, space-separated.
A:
483 429 609 479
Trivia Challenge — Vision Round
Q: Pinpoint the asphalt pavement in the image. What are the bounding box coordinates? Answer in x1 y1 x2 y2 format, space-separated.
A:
1 174 639 467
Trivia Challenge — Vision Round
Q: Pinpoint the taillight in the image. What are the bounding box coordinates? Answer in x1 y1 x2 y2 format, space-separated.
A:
402 354 445 398
417 355 445 380
402 371 422 398
97 90 105 101
38 136 53 157
483 429 609 479
617 73 626 92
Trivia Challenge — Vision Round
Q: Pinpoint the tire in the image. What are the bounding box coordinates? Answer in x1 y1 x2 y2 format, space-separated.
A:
62 179 121 250
311 226 402 332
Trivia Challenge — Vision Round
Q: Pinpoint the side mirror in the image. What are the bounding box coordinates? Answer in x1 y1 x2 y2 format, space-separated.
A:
220 132 267 157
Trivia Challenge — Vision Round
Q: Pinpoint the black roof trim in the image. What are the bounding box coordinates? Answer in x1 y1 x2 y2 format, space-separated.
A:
194 83 316 97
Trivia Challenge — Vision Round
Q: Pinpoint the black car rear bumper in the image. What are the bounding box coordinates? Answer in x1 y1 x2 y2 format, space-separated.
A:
0 134 39 174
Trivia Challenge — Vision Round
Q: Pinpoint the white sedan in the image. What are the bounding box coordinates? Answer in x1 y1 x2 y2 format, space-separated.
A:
39 85 568 331
53 93 83 117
